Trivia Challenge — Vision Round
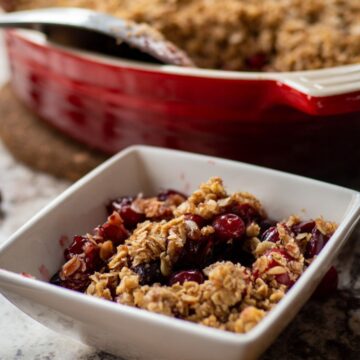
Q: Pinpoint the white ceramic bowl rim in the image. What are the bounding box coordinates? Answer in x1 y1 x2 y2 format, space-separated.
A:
1 145 360 347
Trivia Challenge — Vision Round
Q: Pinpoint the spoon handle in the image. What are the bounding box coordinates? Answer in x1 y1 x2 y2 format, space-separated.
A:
0 8 194 66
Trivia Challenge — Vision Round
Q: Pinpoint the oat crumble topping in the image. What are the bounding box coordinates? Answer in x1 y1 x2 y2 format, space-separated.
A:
49 177 337 333
6 0 360 71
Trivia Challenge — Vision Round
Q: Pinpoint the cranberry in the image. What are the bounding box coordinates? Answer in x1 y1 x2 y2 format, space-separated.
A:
245 53 268 71
157 189 187 201
132 261 164 285
98 223 128 245
305 229 329 259
313 266 338 299
275 272 294 287
176 236 213 268
259 219 277 235
292 220 316 235
83 242 101 271
213 213 245 241
106 196 144 228
261 226 279 243
119 205 145 228
169 270 204 285
64 236 86 260
184 214 206 228
106 196 133 215
231 204 261 225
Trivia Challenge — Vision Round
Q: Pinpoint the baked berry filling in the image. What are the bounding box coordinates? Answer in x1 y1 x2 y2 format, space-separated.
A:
50 177 338 334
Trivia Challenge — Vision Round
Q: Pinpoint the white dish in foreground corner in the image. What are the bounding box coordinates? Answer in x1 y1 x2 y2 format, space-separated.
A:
0 145 359 360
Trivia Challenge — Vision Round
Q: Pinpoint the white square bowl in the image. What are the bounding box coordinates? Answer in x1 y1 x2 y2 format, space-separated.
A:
0 145 359 360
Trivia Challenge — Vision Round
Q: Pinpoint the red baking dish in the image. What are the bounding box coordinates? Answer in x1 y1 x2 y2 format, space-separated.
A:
5 29 360 182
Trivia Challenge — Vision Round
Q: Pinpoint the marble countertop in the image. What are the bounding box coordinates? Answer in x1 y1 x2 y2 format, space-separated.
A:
0 35 359 360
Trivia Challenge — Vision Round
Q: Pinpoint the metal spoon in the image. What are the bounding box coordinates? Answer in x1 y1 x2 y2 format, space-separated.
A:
0 7 194 66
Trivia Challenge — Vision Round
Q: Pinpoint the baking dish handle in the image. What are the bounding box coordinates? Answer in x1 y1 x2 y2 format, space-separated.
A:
272 65 360 116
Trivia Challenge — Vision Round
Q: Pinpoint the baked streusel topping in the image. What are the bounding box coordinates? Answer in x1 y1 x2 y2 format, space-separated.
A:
5 0 360 71
49 177 337 333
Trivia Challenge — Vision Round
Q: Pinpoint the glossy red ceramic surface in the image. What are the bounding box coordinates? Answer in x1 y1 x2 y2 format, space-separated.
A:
5 30 360 182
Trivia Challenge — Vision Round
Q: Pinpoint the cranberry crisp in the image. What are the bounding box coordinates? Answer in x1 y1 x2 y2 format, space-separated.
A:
8 1 360 72
51 177 337 333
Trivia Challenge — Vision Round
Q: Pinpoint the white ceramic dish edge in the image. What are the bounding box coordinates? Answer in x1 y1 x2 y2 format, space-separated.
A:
0 145 360 360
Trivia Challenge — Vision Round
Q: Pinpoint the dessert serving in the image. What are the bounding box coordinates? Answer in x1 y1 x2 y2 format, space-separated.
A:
50 177 337 334
1 144 359 360
4 0 360 71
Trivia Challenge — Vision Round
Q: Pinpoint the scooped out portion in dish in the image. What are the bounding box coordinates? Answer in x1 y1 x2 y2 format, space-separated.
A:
49 177 337 334
4 0 360 72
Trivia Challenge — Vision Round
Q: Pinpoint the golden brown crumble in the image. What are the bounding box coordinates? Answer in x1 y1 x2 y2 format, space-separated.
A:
174 176 265 219
6 0 360 71
132 193 184 219
52 176 337 333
